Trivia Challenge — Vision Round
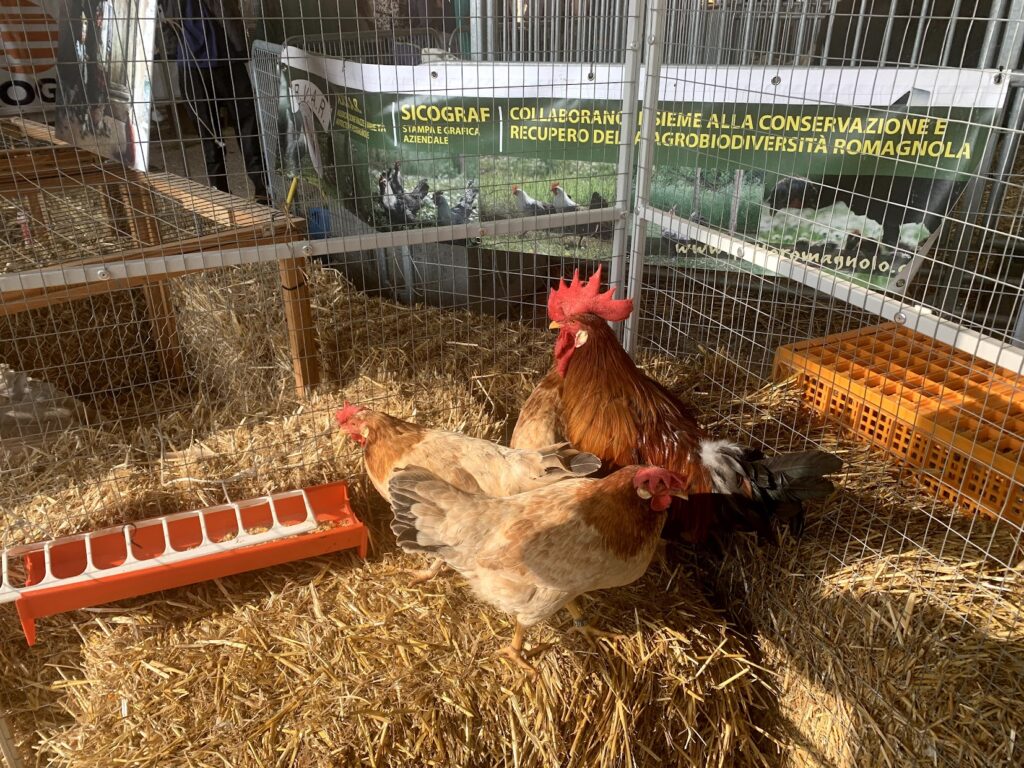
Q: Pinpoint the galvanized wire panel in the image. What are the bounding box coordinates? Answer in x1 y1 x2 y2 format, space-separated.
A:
1 0 1023 765
629 2 1024 764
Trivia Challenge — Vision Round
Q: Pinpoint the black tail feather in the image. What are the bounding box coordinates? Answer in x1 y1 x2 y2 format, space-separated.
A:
745 448 842 538
748 449 844 504
680 443 844 544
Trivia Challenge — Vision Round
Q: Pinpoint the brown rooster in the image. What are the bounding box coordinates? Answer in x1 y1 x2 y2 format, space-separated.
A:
511 266 842 544
336 403 602 582
388 464 688 674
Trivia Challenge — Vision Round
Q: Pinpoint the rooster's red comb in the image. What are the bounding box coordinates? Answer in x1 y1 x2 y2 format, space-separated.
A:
335 401 365 426
547 264 633 323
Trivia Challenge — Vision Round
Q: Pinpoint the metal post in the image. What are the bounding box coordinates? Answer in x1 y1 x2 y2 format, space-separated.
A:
470 0 483 60
909 0 934 65
978 0 1009 68
942 0 1023 316
729 170 745 233
487 0 497 61
622 0 668 355
985 82 1024 230
940 0 965 66
981 2 1024 220
850 0 870 65
819 1 838 65
879 2 898 64
793 1 810 65
400 245 416 305
0 712 24 768
608 0 645 294
765 0 783 65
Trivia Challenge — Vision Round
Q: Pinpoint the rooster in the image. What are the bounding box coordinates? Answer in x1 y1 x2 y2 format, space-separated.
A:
395 174 430 213
335 403 601 583
512 184 555 215
583 191 613 242
377 173 413 225
377 172 429 226
388 464 687 674
389 161 406 194
550 182 578 211
510 266 843 545
433 180 479 226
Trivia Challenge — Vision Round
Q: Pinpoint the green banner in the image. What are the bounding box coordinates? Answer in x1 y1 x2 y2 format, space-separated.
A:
278 52 1008 291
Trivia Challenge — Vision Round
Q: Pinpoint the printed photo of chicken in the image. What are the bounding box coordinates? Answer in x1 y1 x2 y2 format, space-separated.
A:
375 161 431 227
432 180 479 226
756 175 940 290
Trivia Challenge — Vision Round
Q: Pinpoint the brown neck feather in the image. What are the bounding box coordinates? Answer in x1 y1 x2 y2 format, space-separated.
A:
560 316 709 486
363 412 427 483
578 468 666 559
560 319 649 467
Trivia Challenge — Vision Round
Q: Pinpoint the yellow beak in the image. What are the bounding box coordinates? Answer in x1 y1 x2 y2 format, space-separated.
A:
549 321 561 329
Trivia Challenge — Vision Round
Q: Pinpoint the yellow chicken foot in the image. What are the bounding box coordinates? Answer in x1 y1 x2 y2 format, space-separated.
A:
565 599 626 649
498 621 547 676
408 557 448 586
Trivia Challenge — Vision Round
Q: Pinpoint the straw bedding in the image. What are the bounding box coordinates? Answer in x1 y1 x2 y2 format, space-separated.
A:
1 264 777 767
702 413 1024 768
1 263 1022 767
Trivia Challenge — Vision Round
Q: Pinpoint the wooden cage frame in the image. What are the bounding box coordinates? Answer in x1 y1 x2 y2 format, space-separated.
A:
0 118 319 396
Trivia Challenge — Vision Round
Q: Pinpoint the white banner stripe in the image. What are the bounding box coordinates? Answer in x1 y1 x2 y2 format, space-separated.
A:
280 50 1010 110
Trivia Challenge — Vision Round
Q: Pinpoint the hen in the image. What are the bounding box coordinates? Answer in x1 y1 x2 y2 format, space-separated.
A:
388 464 687 674
433 180 478 226
512 184 555 215
511 266 843 544
550 182 579 211
336 403 601 582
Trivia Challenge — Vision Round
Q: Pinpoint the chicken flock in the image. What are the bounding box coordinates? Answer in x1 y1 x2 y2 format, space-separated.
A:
374 161 612 246
335 266 844 675
376 161 480 228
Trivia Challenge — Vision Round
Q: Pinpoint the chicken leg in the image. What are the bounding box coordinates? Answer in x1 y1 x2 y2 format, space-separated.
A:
409 557 449 587
498 621 553 676
565 599 626 648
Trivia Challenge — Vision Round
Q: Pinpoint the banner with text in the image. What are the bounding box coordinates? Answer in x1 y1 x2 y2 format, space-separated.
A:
279 50 1009 290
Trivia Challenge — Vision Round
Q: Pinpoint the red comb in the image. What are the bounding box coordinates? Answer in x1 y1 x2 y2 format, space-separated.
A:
635 467 685 490
335 401 364 426
547 264 633 323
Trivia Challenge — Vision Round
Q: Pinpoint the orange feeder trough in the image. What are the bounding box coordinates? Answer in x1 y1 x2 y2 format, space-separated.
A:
0 481 367 645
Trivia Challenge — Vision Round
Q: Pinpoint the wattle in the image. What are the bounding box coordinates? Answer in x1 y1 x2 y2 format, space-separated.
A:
651 494 672 512
554 331 575 377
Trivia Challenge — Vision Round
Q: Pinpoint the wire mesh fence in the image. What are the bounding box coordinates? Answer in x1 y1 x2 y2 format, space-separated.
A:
628 1 1024 764
0 0 1022 766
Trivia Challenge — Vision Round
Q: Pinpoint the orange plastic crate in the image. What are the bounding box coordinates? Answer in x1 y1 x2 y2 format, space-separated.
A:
775 322 1024 526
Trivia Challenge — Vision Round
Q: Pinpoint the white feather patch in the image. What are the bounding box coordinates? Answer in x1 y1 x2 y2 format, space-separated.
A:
700 439 745 494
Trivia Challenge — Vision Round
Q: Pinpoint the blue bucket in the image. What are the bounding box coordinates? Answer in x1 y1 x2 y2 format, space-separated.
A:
307 207 331 240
